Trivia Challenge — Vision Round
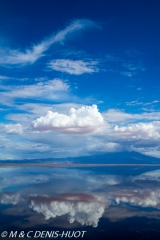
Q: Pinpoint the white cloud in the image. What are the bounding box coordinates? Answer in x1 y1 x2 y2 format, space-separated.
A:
32 104 105 134
137 148 160 158
85 141 121 154
126 100 144 106
0 134 51 160
126 100 159 106
113 121 160 139
4 103 83 127
103 109 160 124
102 109 160 157
108 121 160 157
102 109 160 158
49 59 99 75
5 123 23 134
0 19 96 66
1 79 69 100
2 102 160 159
30 193 108 227
103 109 138 124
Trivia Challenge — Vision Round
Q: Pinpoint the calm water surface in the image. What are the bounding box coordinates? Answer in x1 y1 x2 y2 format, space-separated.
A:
0 166 160 240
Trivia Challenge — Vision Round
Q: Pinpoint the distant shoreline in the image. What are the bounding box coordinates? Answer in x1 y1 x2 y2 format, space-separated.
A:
1 163 160 167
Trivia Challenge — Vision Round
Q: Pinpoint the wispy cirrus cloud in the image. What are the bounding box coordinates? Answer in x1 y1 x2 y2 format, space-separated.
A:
120 62 146 77
0 19 97 66
105 52 146 77
0 75 10 80
49 59 99 75
126 100 159 106
0 79 70 101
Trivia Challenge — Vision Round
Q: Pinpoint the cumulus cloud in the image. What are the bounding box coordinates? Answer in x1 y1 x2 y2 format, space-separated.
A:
49 59 99 75
113 121 160 139
1 79 69 100
101 109 160 157
0 19 96 66
108 121 160 157
3 103 160 158
30 193 108 227
32 104 105 134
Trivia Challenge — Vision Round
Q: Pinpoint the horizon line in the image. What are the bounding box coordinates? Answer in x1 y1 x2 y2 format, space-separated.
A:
1 163 160 167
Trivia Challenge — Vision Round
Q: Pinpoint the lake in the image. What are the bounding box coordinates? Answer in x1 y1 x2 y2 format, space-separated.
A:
0 166 160 239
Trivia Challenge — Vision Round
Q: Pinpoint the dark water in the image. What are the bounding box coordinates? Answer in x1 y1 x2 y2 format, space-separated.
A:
1 166 160 240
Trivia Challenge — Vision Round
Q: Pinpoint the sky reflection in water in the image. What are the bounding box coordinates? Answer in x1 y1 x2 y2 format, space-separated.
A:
1 167 160 239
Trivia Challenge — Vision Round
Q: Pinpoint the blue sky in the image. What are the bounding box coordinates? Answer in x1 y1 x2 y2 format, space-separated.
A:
0 0 160 160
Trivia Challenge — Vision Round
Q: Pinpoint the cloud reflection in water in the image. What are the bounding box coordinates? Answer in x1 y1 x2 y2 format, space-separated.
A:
0 167 160 231
30 193 108 227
